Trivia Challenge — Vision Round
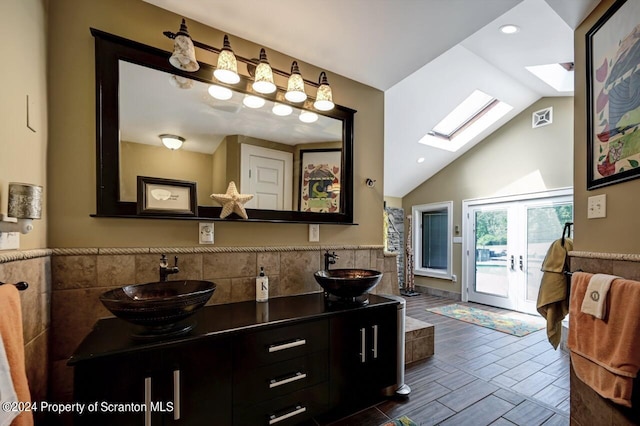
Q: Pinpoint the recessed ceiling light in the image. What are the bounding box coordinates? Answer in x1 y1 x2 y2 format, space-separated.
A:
417 157 425 164
500 24 520 34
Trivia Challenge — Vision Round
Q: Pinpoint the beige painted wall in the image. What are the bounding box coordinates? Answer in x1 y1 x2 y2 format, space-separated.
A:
120 141 215 206
0 0 48 250
574 0 640 254
403 97 574 294
47 0 384 248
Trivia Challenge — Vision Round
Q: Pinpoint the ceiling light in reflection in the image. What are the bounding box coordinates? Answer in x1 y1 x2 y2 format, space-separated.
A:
299 110 318 123
417 157 425 163
272 103 293 116
208 84 233 100
243 95 265 109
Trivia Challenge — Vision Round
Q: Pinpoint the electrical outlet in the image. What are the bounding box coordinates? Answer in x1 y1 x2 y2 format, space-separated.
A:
587 194 606 219
199 222 214 244
0 232 19 251
309 224 319 242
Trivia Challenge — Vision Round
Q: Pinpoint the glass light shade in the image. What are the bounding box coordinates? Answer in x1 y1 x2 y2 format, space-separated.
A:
314 72 334 111
285 61 307 103
208 84 233 100
214 35 240 84
169 75 194 89
243 95 265 109
252 49 276 94
159 134 185 150
272 103 293 116
299 111 318 123
169 19 199 72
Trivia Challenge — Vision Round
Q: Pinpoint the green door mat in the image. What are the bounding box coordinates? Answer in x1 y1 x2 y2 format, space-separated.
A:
427 304 545 336
380 416 417 426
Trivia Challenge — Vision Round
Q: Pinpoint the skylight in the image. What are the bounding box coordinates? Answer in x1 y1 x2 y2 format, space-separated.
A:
419 90 513 152
525 63 574 92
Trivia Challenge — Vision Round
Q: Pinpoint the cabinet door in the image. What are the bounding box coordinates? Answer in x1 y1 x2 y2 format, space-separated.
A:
329 304 397 412
73 339 232 426
162 339 232 425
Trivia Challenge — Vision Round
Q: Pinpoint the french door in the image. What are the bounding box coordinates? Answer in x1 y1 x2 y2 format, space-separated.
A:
463 189 572 315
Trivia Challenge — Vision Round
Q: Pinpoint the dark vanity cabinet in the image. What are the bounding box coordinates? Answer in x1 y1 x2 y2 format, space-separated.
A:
70 294 398 425
329 303 398 412
73 338 232 426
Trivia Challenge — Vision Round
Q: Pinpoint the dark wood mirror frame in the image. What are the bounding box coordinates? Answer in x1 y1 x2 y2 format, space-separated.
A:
91 28 355 224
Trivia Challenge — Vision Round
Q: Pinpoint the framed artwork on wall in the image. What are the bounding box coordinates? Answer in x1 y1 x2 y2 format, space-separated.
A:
586 0 640 189
299 149 341 213
137 176 197 216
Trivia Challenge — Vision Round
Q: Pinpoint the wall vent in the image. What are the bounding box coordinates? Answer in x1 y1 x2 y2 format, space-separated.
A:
532 107 553 128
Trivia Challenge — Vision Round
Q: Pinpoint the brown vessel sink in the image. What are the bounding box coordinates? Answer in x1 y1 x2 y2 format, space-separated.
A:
99 280 216 336
313 269 383 298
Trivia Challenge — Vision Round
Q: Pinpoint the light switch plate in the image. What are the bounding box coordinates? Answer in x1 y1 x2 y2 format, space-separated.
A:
309 224 319 242
0 232 19 251
199 222 214 244
587 194 606 219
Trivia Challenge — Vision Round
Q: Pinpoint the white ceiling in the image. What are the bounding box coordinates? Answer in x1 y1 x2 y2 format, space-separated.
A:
144 0 600 198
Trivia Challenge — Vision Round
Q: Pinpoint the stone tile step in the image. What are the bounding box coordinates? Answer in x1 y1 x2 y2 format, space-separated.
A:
406 316 434 364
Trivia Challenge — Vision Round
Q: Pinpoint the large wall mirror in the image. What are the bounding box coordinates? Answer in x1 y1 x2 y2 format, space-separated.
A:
92 28 355 223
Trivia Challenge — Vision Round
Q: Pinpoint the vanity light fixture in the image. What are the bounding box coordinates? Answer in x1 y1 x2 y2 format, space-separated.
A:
253 49 277 94
169 19 199 72
214 35 240 84
314 72 334 111
243 94 265 109
272 103 293 116
299 110 318 123
285 61 307 103
208 84 233 100
159 134 185 150
169 75 194 89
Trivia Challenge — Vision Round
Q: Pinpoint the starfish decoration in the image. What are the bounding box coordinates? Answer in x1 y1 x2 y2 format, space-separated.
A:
210 181 254 219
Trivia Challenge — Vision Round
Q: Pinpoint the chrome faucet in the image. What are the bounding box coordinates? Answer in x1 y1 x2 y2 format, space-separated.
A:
324 251 339 271
159 254 179 282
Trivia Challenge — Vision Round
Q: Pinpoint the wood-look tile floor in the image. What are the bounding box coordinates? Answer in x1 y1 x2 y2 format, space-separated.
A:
325 294 570 426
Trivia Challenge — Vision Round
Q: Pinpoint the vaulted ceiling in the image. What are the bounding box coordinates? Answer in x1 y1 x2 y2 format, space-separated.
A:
145 0 600 197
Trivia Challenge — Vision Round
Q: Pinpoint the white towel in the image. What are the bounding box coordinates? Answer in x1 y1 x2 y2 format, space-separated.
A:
0 333 18 426
580 273 620 319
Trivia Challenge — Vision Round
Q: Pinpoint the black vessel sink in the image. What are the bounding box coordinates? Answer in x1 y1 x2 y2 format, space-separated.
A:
99 280 216 336
313 269 383 299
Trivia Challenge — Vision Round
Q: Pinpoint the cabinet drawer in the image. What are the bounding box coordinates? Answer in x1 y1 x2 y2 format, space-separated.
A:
233 382 328 426
234 351 328 406
234 319 328 368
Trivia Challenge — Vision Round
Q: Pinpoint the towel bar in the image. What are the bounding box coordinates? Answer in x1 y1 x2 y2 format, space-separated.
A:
0 281 29 291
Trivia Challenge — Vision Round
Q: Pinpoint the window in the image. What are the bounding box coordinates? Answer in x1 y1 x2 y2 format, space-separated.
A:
418 90 512 152
413 201 453 279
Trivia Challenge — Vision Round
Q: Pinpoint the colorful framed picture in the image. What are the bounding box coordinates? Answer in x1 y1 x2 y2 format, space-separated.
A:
586 0 640 189
137 176 197 216
299 149 341 213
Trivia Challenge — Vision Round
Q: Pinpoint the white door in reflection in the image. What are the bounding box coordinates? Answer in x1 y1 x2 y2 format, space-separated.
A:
241 144 292 210
464 190 573 314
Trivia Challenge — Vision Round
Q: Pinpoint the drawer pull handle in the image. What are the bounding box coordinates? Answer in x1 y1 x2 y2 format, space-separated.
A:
269 405 307 425
268 339 306 353
360 328 366 363
144 377 152 426
173 369 181 420
269 372 307 389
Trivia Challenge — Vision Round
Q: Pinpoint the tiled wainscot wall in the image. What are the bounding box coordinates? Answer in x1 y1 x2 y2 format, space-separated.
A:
0 250 52 423
568 251 640 426
49 246 399 403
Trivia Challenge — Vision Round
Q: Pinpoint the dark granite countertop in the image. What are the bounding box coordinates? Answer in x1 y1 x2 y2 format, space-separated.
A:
68 293 399 365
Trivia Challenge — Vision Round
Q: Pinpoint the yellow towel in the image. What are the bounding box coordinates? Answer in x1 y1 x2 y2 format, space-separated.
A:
580 273 619 319
0 285 33 426
536 237 572 349
568 272 640 407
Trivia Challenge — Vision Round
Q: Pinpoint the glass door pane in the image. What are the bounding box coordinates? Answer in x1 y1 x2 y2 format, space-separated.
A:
474 209 509 297
525 203 573 303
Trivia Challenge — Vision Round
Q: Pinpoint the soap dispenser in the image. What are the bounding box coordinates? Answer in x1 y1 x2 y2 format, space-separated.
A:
256 266 269 302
